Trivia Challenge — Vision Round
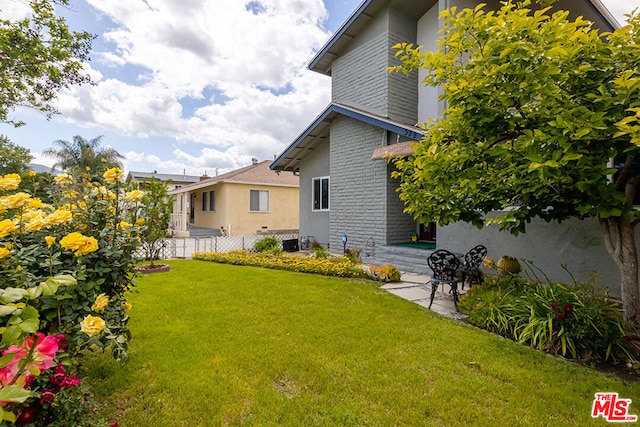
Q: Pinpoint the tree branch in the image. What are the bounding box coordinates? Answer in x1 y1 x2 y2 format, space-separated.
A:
600 217 621 262
615 155 635 192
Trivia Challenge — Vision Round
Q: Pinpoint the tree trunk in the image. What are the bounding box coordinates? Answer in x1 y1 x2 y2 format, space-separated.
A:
600 216 640 325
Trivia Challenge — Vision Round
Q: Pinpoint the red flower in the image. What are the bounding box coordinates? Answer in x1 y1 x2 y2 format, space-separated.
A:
550 302 557 310
39 389 56 404
110 422 119 427
564 304 574 314
48 364 67 387
15 406 38 426
555 312 565 320
54 334 68 351
23 374 35 388
60 375 82 389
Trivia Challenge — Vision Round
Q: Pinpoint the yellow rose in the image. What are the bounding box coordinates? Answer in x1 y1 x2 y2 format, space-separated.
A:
0 247 10 259
77 236 99 256
80 315 106 337
2 192 32 209
124 302 132 310
24 214 46 232
45 208 73 227
0 219 18 238
124 190 144 203
60 232 99 256
0 174 21 191
91 293 109 312
28 171 36 177
119 221 132 229
27 198 44 209
103 168 123 184
45 236 56 247
54 173 74 185
59 232 84 250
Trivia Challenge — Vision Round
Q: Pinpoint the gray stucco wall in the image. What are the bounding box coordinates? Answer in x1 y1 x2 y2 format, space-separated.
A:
329 117 390 251
437 216 631 297
388 8 418 124
332 7 418 124
299 141 330 247
332 30 389 117
386 163 416 243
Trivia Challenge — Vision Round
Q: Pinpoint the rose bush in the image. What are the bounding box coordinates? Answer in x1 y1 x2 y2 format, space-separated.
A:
0 168 143 424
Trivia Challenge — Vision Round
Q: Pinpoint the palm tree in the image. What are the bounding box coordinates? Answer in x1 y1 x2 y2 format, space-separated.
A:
43 135 124 177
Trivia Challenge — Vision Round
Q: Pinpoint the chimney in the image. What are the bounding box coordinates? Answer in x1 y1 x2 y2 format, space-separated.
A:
199 174 209 181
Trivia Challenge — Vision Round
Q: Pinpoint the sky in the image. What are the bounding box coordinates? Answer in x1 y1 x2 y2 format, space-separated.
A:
1 0 639 176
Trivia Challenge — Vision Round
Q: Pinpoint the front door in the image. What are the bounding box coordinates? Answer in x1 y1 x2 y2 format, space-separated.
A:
419 222 436 242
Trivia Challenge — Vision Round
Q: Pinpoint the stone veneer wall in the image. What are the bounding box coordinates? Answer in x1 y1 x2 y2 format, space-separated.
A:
329 117 390 252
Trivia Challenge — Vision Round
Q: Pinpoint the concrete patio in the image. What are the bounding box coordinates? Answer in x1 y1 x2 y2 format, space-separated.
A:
380 272 468 320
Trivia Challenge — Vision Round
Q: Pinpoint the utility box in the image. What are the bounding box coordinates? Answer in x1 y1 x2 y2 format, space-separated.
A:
282 238 299 252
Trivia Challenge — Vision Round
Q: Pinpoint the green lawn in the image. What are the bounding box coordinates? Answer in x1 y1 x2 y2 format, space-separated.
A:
85 260 640 426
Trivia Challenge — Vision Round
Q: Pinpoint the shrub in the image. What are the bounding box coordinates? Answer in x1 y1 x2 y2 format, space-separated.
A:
344 248 362 264
253 236 282 255
311 243 330 259
0 169 140 424
459 275 636 363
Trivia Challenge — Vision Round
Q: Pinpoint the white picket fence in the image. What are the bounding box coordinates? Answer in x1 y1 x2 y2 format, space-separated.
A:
135 233 299 260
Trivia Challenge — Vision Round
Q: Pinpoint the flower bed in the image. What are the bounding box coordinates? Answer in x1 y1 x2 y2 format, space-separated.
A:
193 250 370 279
459 274 639 365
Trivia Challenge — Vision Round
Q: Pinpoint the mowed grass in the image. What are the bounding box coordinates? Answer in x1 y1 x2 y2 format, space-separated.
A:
85 260 640 426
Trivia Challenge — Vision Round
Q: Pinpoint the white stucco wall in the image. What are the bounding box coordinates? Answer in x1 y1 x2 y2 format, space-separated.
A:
437 217 627 296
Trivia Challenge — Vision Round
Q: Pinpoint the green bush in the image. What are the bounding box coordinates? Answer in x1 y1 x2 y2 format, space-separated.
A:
344 248 362 264
253 236 282 255
311 243 330 259
459 275 636 364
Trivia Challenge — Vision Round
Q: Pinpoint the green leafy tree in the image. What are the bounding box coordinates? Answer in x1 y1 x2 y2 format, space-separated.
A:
390 1 640 324
0 0 93 126
42 135 124 177
0 135 32 174
135 178 172 266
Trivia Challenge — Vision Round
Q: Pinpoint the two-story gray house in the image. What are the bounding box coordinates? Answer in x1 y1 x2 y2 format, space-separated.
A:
271 0 625 292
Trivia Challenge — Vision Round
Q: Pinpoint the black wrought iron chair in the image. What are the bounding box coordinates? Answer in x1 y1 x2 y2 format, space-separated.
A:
427 249 461 311
459 245 487 290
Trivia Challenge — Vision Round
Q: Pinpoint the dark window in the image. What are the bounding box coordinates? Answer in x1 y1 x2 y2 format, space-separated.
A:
313 177 329 211
209 190 216 211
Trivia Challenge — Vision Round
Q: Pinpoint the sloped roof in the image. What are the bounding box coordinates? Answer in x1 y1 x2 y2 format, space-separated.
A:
270 103 424 172
126 171 200 184
169 160 298 194
309 0 619 76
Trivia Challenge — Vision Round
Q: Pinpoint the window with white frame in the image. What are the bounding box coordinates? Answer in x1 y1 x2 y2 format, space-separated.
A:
250 190 269 212
209 190 216 211
312 176 329 211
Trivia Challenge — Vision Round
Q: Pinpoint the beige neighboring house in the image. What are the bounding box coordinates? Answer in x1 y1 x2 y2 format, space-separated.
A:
168 159 299 237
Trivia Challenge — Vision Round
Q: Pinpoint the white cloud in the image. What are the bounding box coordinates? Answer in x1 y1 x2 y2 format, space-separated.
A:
47 0 332 173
